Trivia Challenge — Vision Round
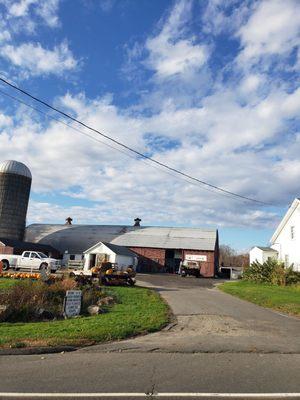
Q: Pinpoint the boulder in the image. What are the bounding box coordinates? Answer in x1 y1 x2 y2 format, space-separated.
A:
97 296 114 306
87 305 101 315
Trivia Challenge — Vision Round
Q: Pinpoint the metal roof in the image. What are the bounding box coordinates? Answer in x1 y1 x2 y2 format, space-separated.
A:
25 224 137 254
0 160 32 179
25 224 217 254
111 227 217 251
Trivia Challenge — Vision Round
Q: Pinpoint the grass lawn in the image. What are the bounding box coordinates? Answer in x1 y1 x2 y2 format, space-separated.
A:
0 278 170 348
219 280 300 316
0 277 20 290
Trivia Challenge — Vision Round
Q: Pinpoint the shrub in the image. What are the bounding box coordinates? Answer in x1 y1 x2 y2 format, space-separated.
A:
285 267 300 285
243 259 286 285
0 278 105 322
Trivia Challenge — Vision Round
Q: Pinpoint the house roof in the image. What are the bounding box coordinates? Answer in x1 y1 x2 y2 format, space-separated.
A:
0 238 58 254
254 246 278 252
25 224 218 254
102 242 137 257
270 198 300 244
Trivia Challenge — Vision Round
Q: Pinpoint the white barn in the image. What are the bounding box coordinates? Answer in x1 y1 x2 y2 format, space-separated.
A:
250 198 300 271
83 241 138 272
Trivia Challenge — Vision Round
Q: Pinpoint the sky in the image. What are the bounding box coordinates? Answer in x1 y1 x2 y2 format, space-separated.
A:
0 0 299 252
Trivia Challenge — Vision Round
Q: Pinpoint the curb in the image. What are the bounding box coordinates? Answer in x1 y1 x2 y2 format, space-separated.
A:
0 345 77 356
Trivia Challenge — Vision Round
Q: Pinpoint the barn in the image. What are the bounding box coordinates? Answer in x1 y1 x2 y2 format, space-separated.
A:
25 221 219 277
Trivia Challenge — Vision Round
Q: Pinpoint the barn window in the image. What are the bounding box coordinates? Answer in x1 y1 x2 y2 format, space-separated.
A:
291 226 295 240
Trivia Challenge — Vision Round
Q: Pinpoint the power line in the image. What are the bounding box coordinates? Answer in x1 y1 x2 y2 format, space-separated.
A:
0 76 271 205
0 87 244 203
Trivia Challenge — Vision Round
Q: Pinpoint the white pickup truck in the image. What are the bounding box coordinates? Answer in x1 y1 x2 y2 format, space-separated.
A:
0 251 60 272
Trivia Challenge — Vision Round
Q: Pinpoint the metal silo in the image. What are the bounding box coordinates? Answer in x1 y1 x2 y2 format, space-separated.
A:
0 160 32 241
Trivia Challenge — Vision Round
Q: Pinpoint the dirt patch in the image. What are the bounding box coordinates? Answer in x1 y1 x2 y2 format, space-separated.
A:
172 315 255 337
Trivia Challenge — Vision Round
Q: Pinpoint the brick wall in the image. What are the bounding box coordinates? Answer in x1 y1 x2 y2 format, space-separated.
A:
130 247 166 272
129 246 217 276
182 249 216 277
0 244 13 255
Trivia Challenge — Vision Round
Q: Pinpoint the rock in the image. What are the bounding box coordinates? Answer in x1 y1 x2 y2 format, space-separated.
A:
97 296 114 306
87 305 100 315
36 308 54 320
0 305 7 321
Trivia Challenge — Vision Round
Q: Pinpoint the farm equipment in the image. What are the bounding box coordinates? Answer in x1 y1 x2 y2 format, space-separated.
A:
179 260 202 278
70 262 136 286
93 262 136 286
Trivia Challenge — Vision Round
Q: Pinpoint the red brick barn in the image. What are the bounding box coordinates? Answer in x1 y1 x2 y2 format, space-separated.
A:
111 227 219 277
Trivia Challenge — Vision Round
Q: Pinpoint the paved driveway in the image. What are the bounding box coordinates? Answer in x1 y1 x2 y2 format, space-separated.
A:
83 273 300 354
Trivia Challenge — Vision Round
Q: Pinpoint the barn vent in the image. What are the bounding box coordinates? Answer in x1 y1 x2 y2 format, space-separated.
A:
134 218 141 227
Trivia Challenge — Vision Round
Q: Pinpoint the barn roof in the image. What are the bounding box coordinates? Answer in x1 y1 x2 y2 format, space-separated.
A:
25 224 218 254
0 237 58 254
111 227 217 251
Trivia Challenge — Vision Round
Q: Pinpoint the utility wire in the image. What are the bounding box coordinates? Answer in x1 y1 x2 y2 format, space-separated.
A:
0 76 271 205
0 87 244 203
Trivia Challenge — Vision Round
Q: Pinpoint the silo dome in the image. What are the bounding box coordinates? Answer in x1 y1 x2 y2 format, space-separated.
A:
0 160 32 241
0 160 32 179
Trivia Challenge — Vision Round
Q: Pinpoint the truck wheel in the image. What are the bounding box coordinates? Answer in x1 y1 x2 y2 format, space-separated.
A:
2 260 9 271
39 263 49 272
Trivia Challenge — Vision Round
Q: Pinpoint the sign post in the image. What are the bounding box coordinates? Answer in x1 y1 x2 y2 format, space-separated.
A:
64 290 82 318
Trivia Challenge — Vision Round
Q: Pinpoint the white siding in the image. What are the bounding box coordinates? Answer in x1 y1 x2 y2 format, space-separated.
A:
83 243 137 271
249 247 278 264
271 206 300 271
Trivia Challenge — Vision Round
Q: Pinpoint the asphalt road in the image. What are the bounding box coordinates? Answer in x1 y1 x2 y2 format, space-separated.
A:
0 274 299 399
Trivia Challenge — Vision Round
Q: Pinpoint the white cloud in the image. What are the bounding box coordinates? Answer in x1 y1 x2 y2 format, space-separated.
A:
0 0 299 235
1 85 299 230
145 0 208 80
202 0 251 36
0 113 12 127
2 0 60 28
1 40 77 76
237 0 300 66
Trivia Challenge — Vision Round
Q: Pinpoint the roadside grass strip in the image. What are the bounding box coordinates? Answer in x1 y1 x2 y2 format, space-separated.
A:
219 280 300 316
0 281 170 348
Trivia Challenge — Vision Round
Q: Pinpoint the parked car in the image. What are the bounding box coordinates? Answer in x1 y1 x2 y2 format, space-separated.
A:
0 251 61 273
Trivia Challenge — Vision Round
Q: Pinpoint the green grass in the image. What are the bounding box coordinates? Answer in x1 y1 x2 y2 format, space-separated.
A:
0 277 19 290
219 280 300 316
0 281 170 348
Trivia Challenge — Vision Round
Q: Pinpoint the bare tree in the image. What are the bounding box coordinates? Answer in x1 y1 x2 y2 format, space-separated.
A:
219 245 249 268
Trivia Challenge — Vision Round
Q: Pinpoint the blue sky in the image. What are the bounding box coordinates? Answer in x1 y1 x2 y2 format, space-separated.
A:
0 0 299 252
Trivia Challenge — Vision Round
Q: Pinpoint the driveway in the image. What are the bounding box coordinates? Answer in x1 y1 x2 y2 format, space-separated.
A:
82 273 300 354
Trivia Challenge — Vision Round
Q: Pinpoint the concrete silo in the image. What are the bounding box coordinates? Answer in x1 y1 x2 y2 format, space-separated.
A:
0 160 32 241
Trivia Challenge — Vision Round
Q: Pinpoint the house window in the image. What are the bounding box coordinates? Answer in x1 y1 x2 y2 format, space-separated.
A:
291 226 295 240
69 255 75 261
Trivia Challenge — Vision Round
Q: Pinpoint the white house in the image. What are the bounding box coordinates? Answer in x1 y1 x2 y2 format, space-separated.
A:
83 241 138 272
270 198 300 271
249 246 278 265
250 198 300 271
